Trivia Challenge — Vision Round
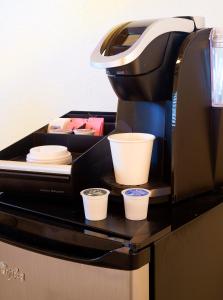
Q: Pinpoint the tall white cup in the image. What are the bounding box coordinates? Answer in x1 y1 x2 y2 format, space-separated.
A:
108 133 155 185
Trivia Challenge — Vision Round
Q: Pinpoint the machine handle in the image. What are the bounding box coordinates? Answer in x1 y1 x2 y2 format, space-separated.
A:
91 18 195 69
0 231 149 270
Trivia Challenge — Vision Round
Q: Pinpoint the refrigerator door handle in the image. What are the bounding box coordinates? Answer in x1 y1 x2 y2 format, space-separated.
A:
0 209 149 270
0 231 149 271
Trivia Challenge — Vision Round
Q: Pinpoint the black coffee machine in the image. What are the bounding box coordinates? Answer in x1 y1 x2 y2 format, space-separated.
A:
89 16 223 203
0 16 222 205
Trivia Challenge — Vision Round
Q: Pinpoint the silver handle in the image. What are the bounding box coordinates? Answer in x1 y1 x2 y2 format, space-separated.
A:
91 18 195 69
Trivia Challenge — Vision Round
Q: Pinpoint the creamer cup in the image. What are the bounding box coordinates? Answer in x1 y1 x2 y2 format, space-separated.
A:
121 188 150 221
80 188 110 221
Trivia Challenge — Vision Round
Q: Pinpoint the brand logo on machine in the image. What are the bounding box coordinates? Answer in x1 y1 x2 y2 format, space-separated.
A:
40 188 65 194
0 261 25 282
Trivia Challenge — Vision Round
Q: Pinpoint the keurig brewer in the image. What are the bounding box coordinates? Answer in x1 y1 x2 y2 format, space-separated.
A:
90 16 223 202
0 16 222 204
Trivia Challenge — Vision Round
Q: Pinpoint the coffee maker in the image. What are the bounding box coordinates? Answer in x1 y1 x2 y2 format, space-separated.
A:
0 16 222 204
89 16 223 203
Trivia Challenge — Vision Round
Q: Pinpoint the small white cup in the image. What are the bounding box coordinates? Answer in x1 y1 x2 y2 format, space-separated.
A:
80 188 110 221
121 188 150 221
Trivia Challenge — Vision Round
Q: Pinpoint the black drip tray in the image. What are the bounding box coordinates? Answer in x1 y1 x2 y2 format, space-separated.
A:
101 174 171 203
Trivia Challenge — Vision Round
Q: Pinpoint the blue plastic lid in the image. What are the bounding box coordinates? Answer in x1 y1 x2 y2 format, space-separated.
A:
124 188 149 197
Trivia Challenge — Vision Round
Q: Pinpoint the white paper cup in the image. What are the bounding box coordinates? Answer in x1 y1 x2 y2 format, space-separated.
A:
122 188 150 221
80 188 110 221
108 133 155 185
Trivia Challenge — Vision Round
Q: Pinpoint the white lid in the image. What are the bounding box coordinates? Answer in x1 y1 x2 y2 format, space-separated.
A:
121 188 150 197
27 145 72 165
26 153 72 164
30 145 68 159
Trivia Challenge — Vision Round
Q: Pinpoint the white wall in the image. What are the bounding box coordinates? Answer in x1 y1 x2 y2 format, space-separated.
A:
0 0 222 150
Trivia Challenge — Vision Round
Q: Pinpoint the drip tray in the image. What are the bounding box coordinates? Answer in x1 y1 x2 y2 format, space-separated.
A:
101 174 171 204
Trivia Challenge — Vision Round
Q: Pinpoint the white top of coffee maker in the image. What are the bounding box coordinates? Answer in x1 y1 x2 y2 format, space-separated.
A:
91 17 202 69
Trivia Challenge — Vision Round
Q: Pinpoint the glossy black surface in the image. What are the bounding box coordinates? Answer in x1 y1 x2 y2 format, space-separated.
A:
172 29 214 201
0 193 170 246
0 192 154 270
0 188 222 272
154 196 223 300
116 99 172 181
0 190 223 249
107 32 188 102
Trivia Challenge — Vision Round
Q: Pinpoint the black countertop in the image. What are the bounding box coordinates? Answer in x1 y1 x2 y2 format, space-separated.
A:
0 190 222 252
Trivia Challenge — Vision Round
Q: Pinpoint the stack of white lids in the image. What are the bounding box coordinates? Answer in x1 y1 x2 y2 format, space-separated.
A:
26 145 72 165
